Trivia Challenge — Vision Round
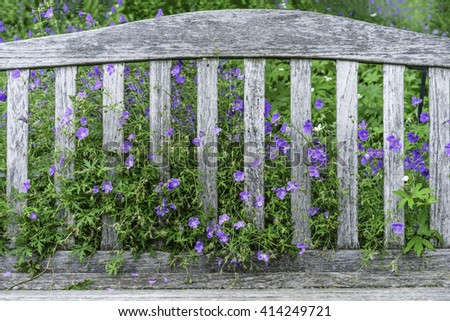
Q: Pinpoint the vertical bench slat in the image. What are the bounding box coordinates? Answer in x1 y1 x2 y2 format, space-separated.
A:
6 69 29 244
55 66 77 249
244 58 265 230
197 59 219 223
383 64 405 248
149 60 171 181
429 67 450 247
101 63 124 250
290 59 312 244
336 60 359 249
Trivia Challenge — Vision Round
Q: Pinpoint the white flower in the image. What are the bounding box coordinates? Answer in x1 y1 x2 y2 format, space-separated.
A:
324 76 332 82
311 87 314 93
358 94 363 99
403 176 409 182
313 124 323 132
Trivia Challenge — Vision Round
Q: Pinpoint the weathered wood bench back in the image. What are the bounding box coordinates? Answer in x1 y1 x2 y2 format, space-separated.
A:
1 9 450 252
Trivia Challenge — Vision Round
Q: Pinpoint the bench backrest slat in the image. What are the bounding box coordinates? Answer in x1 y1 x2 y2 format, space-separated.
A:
197 59 219 224
336 60 359 249
6 69 29 244
55 66 77 249
383 64 405 248
149 60 171 181
429 68 450 247
290 59 312 245
244 58 266 230
101 63 125 250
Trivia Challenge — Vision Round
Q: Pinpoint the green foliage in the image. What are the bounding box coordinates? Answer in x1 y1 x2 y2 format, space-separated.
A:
0 0 448 276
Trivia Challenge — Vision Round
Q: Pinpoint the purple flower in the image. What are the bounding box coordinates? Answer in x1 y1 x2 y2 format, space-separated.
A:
280 123 291 135
412 96 422 106
86 13 95 26
21 179 30 192
156 8 163 18
296 243 309 254
101 180 113 194
76 127 89 140
3 271 11 277
308 207 318 216
254 195 264 208
219 214 230 225
148 280 157 285
264 99 272 118
127 133 136 141
358 129 369 141
49 164 56 176
213 126 222 136
286 181 299 192
192 137 202 147
63 4 69 13
80 117 88 126
233 170 245 182
445 142 450 157
234 221 246 230
130 273 139 277
265 121 273 135
168 178 180 191
419 112 429 123
387 135 402 153
125 156 135 169
106 64 115 76
119 14 126 23
324 211 329 218
315 98 324 109
276 187 287 200
166 128 174 137
240 191 251 202
250 159 261 168
194 241 204 253
216 230 229 243
257 251 270 263
12 69 21 79
271 112 281 124
122 140 132 153
29 212 37 220
164 278 169 283
358 120 368 128
155 205 168 217
407 132 419 143
392 222 404 234
117 192 122 201
93 185 99 194
171 65 181 77
43 7 53 19
308 165 320 178
188 217 200 229
303 119 313 134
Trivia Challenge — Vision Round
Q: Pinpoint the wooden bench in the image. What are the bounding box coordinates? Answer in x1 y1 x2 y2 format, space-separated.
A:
1 9 449 292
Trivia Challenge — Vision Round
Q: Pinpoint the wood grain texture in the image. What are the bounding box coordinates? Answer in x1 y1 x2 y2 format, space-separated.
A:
336 61 359 249
101 63 124 250
429 68 450 247
3 288 450 301
197 59 219 223
244 59 265 230
149 60 171 180
55 66 77 249
383 65 405 248
2 250 450 274
6 69 29 244
2 10 450 70
1 271 449 290
290 59 312 245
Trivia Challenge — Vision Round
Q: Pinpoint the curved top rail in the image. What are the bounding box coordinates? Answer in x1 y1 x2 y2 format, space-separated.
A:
1 9 450 70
